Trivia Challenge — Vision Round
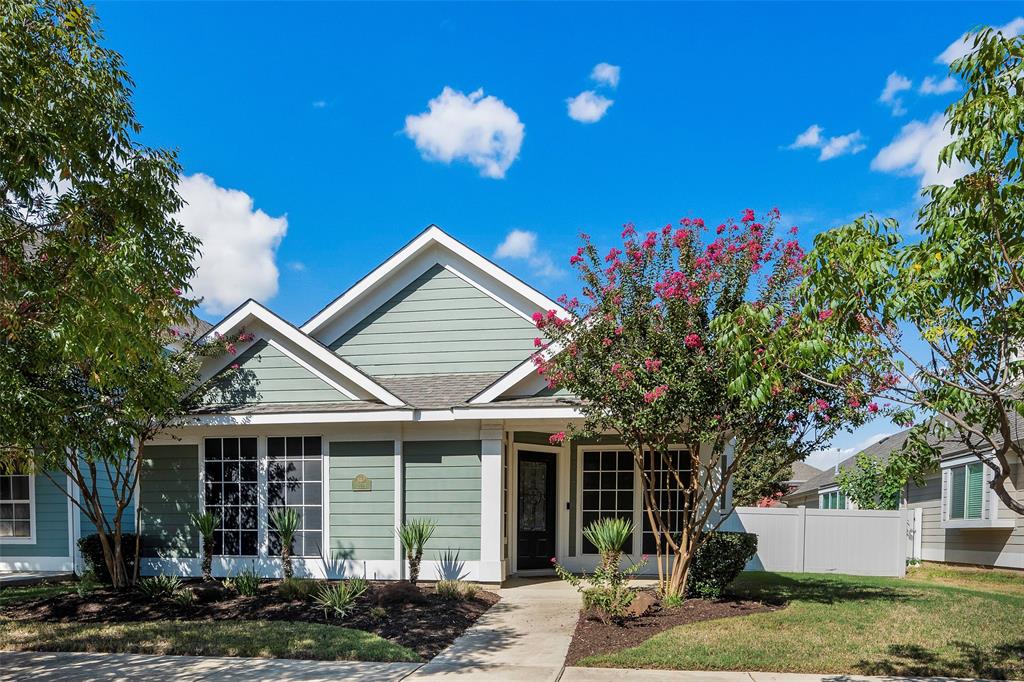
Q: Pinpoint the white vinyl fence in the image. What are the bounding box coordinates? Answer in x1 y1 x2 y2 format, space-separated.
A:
731 506 911 577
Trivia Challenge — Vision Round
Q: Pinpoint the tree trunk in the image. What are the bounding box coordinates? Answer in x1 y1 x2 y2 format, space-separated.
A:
202 537 214 582
408 551 421 584
282 545 293 579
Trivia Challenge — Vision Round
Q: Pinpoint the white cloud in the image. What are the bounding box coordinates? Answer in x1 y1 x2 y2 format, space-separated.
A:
175 173 288 315
494 229 561 279
819 130 866 161
287 261 306 272
919 76 960 95
937 17 1024 64
789 124 823 149
311 100 327 109
787 124 865 161
567 90 614 123
590 62 621 88
871 112 970 188
403 87 524 179
879 72 912 116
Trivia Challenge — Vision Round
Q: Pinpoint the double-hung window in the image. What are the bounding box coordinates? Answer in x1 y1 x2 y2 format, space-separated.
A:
204 437 259 556
581 450 634 555
0 473 33 541
268 436 323 558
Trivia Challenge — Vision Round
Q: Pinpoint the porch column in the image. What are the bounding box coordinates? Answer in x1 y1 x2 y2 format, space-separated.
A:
479 420 505 583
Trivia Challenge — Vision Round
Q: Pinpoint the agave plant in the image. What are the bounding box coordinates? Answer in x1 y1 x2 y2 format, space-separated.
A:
583 517 634 573
189 511 220 582
269 507 301 579
396 518 436 585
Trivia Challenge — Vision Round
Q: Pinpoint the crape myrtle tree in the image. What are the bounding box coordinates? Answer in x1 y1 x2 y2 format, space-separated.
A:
760 29 1024 515
534 210 867 597
0 0 253 586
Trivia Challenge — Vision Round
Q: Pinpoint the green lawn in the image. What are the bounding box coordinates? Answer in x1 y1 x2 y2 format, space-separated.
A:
0 583 420 663
580 569 1024 679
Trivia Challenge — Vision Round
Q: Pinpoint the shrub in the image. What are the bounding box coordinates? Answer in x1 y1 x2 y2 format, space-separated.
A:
189 512 219 582
396 518 436 585
226 565 261 597
172 587 195 607
368 605 388 622
138 574 183 598
554 518 649 625
269 507 301 580
435 579 479 601
314 578 368 619
278 577 319 601
662 592 685 609
582 517 634 573
581 584 636 623
376 580 426 605
77 533 140 584
686 531 758 600
75 570 98 598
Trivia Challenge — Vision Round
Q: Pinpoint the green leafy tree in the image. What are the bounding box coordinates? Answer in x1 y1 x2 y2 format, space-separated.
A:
731 447 794 507
785 28 1024 516
835 451 927 510
537 211 866 598
0 1 254 587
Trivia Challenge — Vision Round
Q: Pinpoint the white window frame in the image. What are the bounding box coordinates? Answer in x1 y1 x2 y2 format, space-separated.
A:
575 444 693 559
818 485 852 510
940 453 1014 529
0 472 36 545
267 434 326 559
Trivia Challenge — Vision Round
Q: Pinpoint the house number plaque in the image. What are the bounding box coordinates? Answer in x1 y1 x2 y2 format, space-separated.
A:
352 474 372 492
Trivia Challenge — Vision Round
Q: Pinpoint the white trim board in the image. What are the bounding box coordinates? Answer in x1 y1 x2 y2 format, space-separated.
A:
301 225 568 341
197 300 404 407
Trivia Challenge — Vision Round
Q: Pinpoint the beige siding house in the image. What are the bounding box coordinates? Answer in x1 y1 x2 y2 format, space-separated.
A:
783 430 1024 570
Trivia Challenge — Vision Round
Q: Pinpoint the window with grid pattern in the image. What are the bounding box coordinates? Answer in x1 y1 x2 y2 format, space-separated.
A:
268 436 323 558
0 474 31 539
821 490 846 509
581 450 634 555
641 450 690 555
204 437 259 556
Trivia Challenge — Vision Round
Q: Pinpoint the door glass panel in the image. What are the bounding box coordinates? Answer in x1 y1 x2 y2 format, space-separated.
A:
518 460 547 532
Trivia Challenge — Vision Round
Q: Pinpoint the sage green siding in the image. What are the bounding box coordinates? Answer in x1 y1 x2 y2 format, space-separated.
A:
205 339 350 405
331 264 538 376
140 444 199 558
3 474 70 558
79 459 135 536
404 441 481 561
329 441 395 561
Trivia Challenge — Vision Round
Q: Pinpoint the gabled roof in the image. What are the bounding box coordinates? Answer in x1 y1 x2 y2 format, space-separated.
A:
788 461 822 483
300 225 567 340
197 299 405 407
785 430 912 499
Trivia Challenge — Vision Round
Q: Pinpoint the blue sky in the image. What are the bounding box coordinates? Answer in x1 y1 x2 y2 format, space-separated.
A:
97 2 1020 468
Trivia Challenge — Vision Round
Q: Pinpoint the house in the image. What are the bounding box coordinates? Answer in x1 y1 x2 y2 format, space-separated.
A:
0 226 736 582
783 429 1024 570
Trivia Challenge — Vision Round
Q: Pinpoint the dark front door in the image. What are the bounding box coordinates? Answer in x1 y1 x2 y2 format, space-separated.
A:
517 451 556 570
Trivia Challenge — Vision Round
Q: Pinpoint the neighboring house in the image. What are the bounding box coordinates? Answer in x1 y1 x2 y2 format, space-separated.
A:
0 226 736 581
785 461 821 496
783 429 1024 570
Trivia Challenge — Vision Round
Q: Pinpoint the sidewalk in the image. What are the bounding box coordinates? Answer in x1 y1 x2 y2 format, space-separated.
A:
408 576 580 681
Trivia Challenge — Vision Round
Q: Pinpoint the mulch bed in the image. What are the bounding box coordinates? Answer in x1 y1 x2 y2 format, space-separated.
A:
565 588 776 665
4 580 499 660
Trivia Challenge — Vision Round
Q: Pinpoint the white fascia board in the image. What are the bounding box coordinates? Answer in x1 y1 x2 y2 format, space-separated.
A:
184 405 581 426
469 344 558 404
300 225 568 338
199 300 404 406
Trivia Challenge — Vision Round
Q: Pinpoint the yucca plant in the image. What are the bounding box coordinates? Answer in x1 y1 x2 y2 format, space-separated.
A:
269 507 301 579
313 578 367 620
583 517 634 573
396 518 436 585
189 511 220 582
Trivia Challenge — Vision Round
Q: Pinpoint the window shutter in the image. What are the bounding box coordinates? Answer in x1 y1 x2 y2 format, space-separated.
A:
950 466 966 519
966 463 984 519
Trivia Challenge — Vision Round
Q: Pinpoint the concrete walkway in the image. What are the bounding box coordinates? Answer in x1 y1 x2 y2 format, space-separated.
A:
408 576 580 681
0 651 422 681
